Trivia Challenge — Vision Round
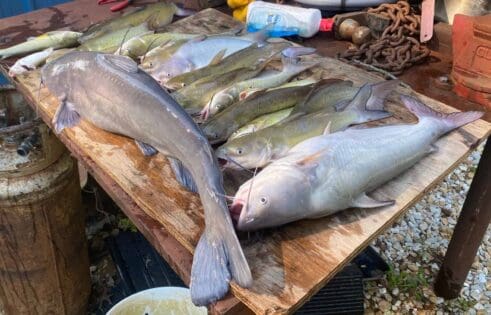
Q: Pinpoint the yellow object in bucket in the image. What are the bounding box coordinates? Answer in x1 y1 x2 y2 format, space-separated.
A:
106 287 207 315
228 0 254 22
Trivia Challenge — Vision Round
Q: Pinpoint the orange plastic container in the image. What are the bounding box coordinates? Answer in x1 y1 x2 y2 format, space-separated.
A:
451 14 491 108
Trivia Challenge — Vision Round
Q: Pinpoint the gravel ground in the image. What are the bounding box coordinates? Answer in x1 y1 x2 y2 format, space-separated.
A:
365 142 490 314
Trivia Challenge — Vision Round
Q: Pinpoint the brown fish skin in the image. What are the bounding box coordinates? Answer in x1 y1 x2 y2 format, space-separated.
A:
41 51 251 307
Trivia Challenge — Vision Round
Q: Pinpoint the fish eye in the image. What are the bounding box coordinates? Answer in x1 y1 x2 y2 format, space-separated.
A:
236 148 243 155
149 62 153 67
260 197 268 205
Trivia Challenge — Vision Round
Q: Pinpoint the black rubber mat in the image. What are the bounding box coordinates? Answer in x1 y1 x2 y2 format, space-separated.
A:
100 231 388 314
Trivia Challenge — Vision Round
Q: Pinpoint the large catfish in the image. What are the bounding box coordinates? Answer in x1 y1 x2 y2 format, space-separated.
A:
230 95 483 230
41 51 251 305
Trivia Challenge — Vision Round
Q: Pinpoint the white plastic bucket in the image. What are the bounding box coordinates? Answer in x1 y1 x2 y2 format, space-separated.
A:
106 287 207 315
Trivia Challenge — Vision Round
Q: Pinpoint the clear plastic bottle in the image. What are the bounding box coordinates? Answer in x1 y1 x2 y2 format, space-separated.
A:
246 1 333 38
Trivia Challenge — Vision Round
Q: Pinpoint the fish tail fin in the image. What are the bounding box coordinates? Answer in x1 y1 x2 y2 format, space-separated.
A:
191 213 252 306
243 23 273 44
174 3 196 17
401 95 484 133
344 84 392 123
280 47 318 75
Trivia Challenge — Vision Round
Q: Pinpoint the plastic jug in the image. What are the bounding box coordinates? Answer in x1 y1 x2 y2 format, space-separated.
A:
246 1 333 38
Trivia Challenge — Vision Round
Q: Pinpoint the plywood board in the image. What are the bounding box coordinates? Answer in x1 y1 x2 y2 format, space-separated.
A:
8 8 491 315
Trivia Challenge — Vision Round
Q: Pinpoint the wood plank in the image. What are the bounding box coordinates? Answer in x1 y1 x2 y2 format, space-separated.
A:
6 8 491 315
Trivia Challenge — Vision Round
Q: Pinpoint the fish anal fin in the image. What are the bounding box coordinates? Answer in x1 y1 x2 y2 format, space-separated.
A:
168 157 198 193
52 100 80 134
101 54 138 73
352 193 395 208
209 49 227 66
135 140 158 156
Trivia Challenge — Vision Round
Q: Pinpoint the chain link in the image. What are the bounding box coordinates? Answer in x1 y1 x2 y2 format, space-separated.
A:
338 1 430 75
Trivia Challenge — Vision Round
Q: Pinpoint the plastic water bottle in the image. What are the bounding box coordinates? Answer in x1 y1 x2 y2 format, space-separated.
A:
246 1 333 38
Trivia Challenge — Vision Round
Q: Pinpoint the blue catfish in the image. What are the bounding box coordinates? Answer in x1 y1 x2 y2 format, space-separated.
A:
41 51 251 305
231 95 483 230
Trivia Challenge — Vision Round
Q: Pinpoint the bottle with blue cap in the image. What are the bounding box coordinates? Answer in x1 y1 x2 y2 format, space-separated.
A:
246 1 333 38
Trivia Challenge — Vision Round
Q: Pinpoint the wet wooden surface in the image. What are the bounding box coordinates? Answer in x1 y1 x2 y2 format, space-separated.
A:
2 2 491 314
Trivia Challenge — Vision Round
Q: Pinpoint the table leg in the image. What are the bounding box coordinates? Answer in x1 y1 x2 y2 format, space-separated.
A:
434 139 491 299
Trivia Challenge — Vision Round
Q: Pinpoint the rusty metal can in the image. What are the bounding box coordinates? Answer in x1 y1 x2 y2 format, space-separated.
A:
0 87 90 315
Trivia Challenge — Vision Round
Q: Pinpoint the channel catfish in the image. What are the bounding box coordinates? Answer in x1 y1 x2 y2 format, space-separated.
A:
202 84 314 143
152 29 270 81
0 31 81 59
202 47 318 119
216 82 394 170
79 2 187 42
231 96 483 230
41 51 251 305
165 41 291 90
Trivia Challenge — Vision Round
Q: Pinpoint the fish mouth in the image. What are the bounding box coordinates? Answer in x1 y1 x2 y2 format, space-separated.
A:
229 201 243 225
217 157 228 168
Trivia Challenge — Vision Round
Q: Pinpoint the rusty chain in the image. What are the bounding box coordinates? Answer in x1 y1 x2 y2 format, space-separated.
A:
339 1 430 75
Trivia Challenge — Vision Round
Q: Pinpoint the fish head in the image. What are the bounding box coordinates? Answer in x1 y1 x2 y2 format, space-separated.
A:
207 91 234 117
201 120 229 144
215 136 272 170
151 57 191 83
230 165 311 231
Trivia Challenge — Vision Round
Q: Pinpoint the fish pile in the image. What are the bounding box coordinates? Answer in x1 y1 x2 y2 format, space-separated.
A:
4 4 484 308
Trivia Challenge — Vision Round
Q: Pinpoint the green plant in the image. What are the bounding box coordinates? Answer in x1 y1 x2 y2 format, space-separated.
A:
117 217 138 232
385 265 429 298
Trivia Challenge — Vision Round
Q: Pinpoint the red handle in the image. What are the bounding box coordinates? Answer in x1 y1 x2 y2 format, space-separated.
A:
110 0 131 12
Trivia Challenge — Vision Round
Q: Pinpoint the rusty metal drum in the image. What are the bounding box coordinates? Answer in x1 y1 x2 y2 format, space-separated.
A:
0 87 90 315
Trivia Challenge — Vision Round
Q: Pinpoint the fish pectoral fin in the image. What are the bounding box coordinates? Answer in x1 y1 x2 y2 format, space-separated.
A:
52 100 80 134
209 49 227 66
352 193 395 209
168 157 198 193
101 54 138 73
135 140 158 156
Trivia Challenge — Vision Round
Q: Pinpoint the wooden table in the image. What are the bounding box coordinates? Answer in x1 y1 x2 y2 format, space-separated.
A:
1 1 490 314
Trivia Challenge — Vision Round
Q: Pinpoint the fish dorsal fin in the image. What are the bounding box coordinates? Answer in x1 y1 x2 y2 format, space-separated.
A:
322 121 332 135
296 149 326 168
101 54 138 73
209 49 227 66
53 100 80 134
352 193 395 208
300 78 350 107
189 35 207 43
